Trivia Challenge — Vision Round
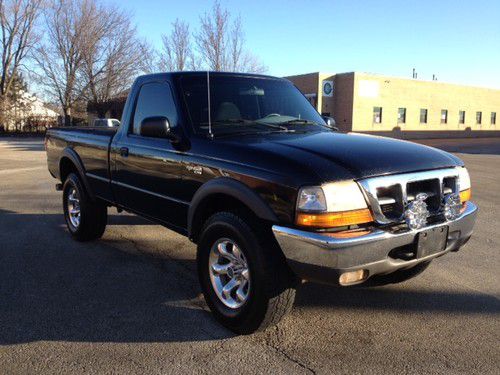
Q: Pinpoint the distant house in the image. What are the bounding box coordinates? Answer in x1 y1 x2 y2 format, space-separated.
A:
2 91 59 132
23 93 59 117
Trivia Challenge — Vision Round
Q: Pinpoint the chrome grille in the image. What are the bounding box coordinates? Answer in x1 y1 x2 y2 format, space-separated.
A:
358 168 460 225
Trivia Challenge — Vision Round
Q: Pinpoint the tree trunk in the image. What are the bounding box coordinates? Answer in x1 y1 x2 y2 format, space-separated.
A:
0 96 6 131
63 107 72 126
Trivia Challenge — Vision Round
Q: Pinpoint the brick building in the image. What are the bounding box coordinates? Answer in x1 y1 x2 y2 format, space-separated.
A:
286 72 500 138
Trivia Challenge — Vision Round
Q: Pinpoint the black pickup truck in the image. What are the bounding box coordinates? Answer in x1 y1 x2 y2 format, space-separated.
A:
46 72 477 334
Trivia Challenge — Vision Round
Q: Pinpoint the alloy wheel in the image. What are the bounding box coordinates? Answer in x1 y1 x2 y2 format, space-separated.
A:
67 187 81 228
208 238 251 309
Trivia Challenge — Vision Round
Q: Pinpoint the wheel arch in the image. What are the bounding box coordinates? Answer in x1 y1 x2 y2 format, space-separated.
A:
59 148 95 200
188 177 279 242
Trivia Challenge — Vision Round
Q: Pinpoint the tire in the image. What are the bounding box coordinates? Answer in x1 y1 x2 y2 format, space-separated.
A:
197 212 296 334
364 261 431 287
62 172 107 241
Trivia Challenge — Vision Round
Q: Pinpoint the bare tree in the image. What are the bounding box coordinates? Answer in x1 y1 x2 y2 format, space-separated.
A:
160 19 197 71
195 1 266 73
135 41 158 75
196 1 228 71
228 16 266 73
36 0 151 123
35 0 103 125
228 16 243 72
81 5 150 117
0 0 41 95
0 0 42 129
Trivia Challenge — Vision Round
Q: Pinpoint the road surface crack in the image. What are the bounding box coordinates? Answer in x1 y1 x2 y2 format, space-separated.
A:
266 344 316 374
260 326 316 374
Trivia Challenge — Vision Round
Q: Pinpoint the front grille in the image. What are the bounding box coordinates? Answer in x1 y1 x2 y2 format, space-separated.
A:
358 168 460 225
376 184 403 220
407 179 441 211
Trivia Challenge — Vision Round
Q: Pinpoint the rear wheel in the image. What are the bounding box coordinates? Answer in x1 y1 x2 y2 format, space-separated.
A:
63 173 107 241
197 212 296 334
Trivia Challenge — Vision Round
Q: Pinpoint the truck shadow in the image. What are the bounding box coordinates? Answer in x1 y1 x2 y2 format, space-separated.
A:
295 282 500 315
108 213 156 225
0 209 231 345
0 208 498 345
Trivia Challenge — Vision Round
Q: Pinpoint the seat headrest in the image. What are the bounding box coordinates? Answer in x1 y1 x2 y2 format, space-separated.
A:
215 102 241 121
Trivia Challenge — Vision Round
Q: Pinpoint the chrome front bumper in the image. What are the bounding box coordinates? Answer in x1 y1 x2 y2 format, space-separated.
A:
272 202 478 285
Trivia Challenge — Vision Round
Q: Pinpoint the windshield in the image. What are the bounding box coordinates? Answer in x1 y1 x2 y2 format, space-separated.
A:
180 74 327 136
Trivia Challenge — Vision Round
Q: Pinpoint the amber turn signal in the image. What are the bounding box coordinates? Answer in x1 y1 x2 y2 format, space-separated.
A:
459 188 471 203
296 208 374 228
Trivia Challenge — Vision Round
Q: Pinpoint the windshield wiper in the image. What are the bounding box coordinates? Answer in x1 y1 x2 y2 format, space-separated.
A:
210 120 294 138
280 119 320 126
213 119 290 132
211 119 247 125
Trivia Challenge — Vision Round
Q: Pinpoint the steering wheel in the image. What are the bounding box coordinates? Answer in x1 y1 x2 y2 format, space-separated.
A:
263 113 281 118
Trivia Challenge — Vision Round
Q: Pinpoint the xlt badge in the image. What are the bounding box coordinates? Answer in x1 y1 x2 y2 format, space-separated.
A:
186 165 203 175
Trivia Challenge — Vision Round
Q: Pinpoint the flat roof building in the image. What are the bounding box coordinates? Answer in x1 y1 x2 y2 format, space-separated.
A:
286 72 500 138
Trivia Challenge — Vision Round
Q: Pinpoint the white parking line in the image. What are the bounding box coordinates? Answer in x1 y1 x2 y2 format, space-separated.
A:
0 166 45 175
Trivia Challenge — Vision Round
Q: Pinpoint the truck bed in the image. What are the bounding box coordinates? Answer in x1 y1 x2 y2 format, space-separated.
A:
46 126 118 203
48 126 118 137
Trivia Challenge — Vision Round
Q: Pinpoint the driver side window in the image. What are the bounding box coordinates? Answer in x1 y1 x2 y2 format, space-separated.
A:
131 82 177 135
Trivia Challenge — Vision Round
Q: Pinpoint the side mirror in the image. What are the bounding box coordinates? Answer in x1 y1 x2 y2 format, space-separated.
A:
140 116 179 141
321 116 339 131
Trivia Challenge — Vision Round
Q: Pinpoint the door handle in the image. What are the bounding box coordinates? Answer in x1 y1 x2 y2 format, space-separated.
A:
119 147 129 157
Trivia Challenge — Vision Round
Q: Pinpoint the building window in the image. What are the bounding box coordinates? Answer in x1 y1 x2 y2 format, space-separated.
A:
441 109 448 124
304 93 317 108
420 109 428 124
397 108 406 124
491 112 496 125
459 110 465 124
476 111 482 124
373 107 382 124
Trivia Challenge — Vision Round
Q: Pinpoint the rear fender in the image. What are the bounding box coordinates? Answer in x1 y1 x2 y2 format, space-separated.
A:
60 148 95 200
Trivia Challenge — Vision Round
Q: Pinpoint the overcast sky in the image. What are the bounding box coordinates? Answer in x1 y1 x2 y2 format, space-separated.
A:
105 0 500 89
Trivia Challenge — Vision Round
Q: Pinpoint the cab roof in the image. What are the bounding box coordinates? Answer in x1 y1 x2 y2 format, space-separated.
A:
136 71 286 83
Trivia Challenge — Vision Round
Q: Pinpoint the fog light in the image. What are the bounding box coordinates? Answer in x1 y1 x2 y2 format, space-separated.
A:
444 193 461 221
404 193 429 230
339 270 368 285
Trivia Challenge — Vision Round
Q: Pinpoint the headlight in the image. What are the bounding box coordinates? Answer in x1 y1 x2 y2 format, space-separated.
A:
296 181 373 228
457 167 471 203
457 167 470 191
297 187 327 212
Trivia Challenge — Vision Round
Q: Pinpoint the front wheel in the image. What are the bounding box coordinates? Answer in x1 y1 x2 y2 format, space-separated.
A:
197 212 296 334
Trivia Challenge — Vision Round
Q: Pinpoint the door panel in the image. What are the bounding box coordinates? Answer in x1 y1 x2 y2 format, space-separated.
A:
113 135 187 228
111 80 188 229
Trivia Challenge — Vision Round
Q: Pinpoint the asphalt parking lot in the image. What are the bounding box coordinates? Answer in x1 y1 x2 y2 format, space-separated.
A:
0 137 499 374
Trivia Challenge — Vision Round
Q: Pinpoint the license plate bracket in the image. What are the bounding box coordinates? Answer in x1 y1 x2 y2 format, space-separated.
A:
417 226 449 258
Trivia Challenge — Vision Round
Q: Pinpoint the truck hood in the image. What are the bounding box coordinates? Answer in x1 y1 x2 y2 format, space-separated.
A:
230 131 463 182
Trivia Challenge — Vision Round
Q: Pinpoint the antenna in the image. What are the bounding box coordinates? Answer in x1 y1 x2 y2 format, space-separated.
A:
207 71 213 139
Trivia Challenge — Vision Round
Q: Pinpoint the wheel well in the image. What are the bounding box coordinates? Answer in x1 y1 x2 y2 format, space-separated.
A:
190 193 267 243
59 157 78 183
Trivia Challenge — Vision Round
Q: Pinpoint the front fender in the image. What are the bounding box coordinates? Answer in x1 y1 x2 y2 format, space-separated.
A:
187 177 279 239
